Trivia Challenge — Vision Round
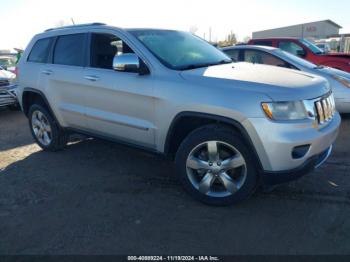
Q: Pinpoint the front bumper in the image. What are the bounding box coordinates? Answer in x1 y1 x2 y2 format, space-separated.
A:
0 85 18 107
243 112 341 175
262 146 332 185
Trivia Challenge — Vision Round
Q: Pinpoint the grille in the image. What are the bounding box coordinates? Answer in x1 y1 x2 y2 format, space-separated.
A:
314 93 336 124
0 80 10 87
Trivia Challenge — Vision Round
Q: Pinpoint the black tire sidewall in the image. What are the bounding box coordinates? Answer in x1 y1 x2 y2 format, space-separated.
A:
175 125 258 206
28 104 66 151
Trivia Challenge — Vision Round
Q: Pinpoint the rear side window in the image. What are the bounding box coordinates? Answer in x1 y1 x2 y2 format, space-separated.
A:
28 38 53 63
252 41 273 47
53 34 86 66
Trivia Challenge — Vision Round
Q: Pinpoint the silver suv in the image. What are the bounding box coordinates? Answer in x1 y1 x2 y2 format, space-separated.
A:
17 23 341 205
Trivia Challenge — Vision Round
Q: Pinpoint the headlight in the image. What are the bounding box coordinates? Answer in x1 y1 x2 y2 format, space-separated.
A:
261 101 308 121
332 75 350 88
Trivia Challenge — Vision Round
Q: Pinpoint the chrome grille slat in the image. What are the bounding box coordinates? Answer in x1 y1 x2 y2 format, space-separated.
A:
315 93 335 125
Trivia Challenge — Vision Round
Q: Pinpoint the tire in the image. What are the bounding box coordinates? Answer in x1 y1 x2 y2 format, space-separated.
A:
28 104 68 151
175 124 258 206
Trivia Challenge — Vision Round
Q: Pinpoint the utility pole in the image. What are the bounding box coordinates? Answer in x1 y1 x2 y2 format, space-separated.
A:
209 27 212 43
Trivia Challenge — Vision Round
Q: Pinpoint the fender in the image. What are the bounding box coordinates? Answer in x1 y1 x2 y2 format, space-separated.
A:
164 111 264 172
22 87 60 125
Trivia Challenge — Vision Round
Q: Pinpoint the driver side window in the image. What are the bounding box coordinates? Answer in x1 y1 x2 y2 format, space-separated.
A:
90 33 135 69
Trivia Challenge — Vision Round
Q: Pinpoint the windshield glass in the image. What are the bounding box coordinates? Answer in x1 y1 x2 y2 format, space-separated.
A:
275 49 318 69
299 39 324 55
129 29 232 70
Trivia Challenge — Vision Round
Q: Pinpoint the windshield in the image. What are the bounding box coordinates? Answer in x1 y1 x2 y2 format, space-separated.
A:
129 29 232 70
299 39 324 55
275 49 318 69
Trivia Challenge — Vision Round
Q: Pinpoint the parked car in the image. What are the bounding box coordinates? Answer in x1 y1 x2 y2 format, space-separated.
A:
248 38 350 73
0 66 18 109
17 24 340 205
0 56 16 72
222 45 350 113
315 42 331 53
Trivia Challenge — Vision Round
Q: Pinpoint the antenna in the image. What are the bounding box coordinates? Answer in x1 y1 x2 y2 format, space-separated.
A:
71 18 75 25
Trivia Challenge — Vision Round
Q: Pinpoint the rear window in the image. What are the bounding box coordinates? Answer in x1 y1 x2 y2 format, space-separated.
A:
28 38 53 63
53 34 86 66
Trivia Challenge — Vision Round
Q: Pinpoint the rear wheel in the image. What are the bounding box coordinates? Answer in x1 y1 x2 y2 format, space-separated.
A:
28 104 68 151
175 125 258 206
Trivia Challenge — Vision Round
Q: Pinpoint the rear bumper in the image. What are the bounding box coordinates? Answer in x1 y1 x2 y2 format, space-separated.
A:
262 146 332 185
0 85 18 107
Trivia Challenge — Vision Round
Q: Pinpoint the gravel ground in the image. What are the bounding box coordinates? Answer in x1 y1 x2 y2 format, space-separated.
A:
0 108 349 255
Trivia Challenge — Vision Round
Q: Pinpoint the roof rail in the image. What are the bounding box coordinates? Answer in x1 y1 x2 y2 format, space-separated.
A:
45 22 106 32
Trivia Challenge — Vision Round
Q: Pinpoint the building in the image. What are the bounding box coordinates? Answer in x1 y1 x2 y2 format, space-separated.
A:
253 20 342 40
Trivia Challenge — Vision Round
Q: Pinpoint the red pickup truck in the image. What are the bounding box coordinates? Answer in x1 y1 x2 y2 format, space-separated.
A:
248 38 350 73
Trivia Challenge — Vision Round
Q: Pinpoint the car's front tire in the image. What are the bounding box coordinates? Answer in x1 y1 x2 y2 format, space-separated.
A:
175 124 258 206
28 104 68 151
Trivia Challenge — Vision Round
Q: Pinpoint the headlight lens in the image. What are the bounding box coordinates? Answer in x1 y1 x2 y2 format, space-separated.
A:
262 101 308 121
332 75 350 88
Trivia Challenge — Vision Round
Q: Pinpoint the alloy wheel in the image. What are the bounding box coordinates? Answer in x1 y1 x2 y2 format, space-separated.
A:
186 141 247 198
31 110 52 146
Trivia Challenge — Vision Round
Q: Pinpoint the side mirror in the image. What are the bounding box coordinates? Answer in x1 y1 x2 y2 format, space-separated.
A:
113 53 149 75
296 49 306 57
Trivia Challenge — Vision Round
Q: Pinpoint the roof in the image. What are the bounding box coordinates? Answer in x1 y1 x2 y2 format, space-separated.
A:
44 22 107 32
254 20 342 34
324 19 342 29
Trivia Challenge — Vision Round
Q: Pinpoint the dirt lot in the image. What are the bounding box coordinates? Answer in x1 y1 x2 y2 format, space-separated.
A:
0 108 349 255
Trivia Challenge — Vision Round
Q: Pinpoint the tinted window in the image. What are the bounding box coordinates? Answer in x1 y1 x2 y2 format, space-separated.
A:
28 38 53 63
90 33 135 69
53 34 85 66
244 49 291 68
223 49 240 61
278 41 304 56
253 41 273 47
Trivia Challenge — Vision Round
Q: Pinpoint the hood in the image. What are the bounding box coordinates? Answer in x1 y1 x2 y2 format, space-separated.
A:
317 66 350 80
180 62 330 101
0 68 15 80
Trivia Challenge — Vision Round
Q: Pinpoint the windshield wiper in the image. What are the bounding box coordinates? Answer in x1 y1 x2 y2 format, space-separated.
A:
179 59 232 71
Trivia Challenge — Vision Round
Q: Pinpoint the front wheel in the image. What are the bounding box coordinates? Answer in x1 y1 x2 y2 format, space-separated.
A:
28 104 68 151
175 125 258 206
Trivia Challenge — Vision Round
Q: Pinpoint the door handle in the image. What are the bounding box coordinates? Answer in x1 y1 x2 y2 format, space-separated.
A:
84 75 100 82
41 70 53 75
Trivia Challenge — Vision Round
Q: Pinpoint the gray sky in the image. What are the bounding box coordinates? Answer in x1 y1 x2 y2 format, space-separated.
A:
1 0 350 49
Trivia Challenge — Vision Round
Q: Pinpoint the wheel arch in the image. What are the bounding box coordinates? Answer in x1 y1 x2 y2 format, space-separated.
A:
164 111 263 172
22 88 59 124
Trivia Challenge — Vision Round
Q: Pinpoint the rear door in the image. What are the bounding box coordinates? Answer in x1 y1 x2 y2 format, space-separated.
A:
40 32 89 129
